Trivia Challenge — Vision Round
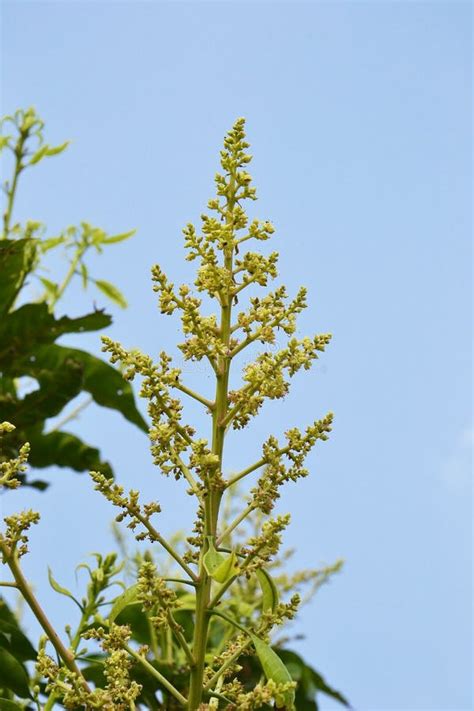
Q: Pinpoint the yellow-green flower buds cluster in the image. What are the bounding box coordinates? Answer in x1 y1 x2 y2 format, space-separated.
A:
82 625 142 709
233 679 297 711
233 286 307 346
250 413 334 513
137 560 179 629
90 471 161 542
228 334 331 430
242 514 291 573
0 422 30 490
1 509 40 558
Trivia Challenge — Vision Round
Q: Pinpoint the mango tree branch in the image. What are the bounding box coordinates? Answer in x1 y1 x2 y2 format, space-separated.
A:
0 541 91 692
217 503 256 546
173 381 215 411
225 444 291 488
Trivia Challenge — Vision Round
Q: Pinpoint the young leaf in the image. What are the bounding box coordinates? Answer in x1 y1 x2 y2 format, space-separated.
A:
94 279 127 308
203 538 240 583
80 262 88 289
255 567 279 612
109 584 139 624
47 568 82 609
29 144 49 165
39 276 59 300
45 140 70 156
102 229 136 244
250 634 296 710
212 549 240 584
203 539 225 578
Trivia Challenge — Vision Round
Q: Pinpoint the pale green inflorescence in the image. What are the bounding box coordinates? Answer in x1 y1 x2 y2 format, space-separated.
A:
0 118 335 711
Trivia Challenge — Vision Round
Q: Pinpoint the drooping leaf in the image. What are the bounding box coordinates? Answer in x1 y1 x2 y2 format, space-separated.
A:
0 303 112 367
0 619 36 662
108 584 139 624
0 359 83 428
94 279 127 308
0 647 31 699
250 634 295 710
16 344 147 431
47 568 82 609
26 428 112 478
0 699 27 710
255 567 279 612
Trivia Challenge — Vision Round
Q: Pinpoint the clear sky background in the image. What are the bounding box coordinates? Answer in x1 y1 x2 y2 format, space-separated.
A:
1 1 472 709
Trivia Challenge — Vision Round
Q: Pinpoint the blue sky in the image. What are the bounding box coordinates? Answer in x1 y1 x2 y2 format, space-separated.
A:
1 1 472 709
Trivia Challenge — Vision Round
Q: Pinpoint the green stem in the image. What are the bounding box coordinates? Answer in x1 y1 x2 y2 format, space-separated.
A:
0 542 90 692
217 503 256 546
125 644 187 706
2 130 27 237
187 179 236 710
225 445 290 488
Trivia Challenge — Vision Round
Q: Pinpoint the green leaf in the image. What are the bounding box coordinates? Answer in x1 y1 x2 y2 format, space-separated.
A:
0 620 36 662
102 229 136 244
0 239 37 315
45 140 70 156
15 344 147 432
29 144 48 165
48 568 81 609
250 634 295 710
39 277 59 299
0 303 112 368
0 359 83 428
277 650 350 708
0 699 26 710
255 568 279 612
0 647 31 699
94 279 127 308
39 235 65 253
203 541 239 583
203 539 226 580
212 549 240 584
109 584 139 624
26 428 113 478
80 262 88 289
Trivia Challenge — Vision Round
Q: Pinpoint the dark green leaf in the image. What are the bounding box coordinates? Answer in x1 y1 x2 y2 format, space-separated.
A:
26 428 113 478
0 359 83 428
0 303 112 367
17 345 147 431
0 239 37 315
0 648 30 699
0 620 36 662
0 699 26 710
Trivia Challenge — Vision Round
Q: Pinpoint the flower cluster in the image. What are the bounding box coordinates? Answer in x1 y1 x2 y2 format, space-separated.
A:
90 471 161 542
227 334 332 429
250 412 334 513
0 422 30 489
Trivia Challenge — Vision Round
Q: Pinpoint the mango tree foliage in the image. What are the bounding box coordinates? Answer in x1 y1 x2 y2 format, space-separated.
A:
0 108 147 488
